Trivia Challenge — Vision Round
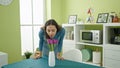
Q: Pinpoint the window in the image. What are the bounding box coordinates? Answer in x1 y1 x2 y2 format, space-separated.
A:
19 0 45 55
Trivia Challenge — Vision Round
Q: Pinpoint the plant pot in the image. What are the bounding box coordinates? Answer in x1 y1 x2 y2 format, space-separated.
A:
25 55 31 59
48 51 55 67
24 52 32 59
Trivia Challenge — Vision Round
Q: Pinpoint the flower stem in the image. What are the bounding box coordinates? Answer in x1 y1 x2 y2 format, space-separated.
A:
51 44 54 51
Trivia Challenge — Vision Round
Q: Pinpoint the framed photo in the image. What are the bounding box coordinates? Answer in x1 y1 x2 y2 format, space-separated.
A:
68 15 77 24
96 13 109 23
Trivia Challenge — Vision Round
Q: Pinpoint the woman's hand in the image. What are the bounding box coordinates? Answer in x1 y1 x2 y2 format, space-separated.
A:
57 52 64 60
33 51 42 59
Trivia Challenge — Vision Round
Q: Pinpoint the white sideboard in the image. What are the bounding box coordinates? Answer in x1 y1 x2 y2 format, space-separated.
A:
0 52 8 68
62 23 120 67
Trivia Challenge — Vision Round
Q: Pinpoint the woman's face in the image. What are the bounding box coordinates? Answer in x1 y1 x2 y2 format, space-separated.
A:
46 25 57 38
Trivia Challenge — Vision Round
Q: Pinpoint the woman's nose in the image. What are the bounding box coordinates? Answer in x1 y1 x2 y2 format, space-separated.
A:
49 32 53 35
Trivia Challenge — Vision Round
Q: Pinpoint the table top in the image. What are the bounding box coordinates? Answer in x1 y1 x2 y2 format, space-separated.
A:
2 57 103 68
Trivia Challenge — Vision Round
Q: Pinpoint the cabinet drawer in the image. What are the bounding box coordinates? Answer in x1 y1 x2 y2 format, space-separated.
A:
104 58 120 68
104 45 120 50
104 50 120 60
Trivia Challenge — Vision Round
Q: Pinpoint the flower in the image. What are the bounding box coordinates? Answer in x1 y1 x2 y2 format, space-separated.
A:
53 39 58 44
47 39 58 51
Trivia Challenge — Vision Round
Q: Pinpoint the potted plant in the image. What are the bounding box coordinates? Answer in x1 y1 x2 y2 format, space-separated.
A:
47 39 58 67
24 51 32 59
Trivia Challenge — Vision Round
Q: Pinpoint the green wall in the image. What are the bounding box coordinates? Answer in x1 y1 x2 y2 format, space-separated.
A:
0 0 22 63
51 0 120 24
51 0 62 24
46 0 64 25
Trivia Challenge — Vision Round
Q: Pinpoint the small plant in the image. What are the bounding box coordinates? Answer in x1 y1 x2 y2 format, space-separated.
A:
24 51 32 59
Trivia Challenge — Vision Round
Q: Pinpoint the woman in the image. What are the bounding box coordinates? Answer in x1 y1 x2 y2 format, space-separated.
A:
34 19 65 60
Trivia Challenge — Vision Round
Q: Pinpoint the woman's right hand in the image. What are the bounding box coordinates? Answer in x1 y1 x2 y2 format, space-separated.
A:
33 51 42 59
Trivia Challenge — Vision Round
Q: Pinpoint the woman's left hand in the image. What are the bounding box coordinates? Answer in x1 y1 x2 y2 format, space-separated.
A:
57 53 64 60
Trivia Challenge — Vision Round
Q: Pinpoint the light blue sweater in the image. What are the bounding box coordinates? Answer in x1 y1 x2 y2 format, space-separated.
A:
39 28 65 56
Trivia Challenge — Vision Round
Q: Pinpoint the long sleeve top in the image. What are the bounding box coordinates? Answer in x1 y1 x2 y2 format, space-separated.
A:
39 28 65 56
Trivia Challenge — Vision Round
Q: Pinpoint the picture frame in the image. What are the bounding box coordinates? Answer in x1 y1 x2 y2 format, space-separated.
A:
96 13 109 23
68 15 77 24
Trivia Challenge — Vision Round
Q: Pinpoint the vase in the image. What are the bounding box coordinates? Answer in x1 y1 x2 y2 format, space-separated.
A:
48 51 55 67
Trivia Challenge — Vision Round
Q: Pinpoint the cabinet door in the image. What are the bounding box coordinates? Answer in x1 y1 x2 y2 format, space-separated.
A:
63 40 75 53
104 58 120 68
104 49 120 60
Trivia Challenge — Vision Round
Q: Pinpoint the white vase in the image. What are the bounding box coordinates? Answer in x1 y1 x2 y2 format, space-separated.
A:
48 51 55 67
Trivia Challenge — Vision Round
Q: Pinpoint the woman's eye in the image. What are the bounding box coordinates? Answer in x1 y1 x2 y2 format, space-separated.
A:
47 30 50 32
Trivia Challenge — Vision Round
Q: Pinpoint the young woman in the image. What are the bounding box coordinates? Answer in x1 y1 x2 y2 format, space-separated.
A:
34 19 65 60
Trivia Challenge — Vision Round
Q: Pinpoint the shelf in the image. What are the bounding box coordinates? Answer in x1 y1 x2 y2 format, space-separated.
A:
82 61 101 66
104 43 120 46
104 23 120 26
76 42 103 47
76 23 103 25
63 23 120 26
62 24 75 27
